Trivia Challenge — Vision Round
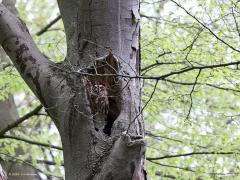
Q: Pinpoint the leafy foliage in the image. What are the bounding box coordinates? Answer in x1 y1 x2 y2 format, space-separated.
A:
142 0 240 179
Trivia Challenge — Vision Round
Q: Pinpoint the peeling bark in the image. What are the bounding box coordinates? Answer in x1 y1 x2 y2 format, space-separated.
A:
0 0 146 179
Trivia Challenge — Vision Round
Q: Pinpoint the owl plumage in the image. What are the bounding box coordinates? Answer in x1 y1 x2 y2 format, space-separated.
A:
81 53 120 134
90 84 109 116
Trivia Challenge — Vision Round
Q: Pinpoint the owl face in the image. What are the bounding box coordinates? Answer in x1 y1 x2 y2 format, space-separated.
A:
90 84 105 95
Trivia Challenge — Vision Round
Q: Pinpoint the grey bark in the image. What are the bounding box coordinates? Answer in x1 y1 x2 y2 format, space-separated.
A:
0 1 41 180
0 0 146 179
0 96 19 131
0 164 7 180
0 63 41 180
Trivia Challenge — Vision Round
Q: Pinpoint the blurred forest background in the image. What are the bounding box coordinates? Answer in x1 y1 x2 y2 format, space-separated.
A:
1 0 240 179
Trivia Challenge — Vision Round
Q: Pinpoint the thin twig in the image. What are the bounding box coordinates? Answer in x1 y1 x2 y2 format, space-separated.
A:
0 153 63 179
186 69 201 120
232 7 240 38
163 79 240 93
170 0 240 53
36 15 61 36
127 80 159 133
1 135 62 150
0 105 42 137
148 160 195 172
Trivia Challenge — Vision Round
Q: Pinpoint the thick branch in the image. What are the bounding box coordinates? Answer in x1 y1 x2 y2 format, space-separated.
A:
48 57 240 85
0 4 53 106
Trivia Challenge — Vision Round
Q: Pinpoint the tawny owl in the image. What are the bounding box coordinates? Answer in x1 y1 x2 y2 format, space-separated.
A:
90 84 109 117
82 53 119 122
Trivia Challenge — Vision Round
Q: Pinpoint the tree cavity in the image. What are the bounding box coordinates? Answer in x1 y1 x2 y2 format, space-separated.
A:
81 53 121 136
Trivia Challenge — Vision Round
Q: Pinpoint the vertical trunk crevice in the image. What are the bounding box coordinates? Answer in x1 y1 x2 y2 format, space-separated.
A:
81 53 121 136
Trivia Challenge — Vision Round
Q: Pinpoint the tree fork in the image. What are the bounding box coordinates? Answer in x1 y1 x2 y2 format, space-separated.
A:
0 0 146 179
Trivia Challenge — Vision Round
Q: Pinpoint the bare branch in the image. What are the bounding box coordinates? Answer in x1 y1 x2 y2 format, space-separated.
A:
148 160 195 172
36 159 64 166
1 135 62 150
145 131 183 143
147 151 239 161
186 69 201 120
170 0 240 53
0 153 63 179
36 15 61 36
163 79 240 93
67 59 240 81
182 28 203 66
149 159 240 176
0 105 42 137
155 171 176 179
127 80 159 132
232 6 240 38
141 51 172 72
0 4 53 106
145 130 213 149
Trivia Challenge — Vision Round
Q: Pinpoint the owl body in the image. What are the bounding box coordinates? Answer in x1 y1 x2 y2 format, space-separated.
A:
81 53 120 134
90 83 109 116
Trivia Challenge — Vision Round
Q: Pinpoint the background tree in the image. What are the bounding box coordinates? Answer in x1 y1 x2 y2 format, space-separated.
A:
0 164 7 180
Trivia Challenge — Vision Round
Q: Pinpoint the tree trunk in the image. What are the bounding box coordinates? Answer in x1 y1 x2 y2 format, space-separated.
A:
0 164 7 180
0 0 146 179
0 56 41 180
0 1 41 179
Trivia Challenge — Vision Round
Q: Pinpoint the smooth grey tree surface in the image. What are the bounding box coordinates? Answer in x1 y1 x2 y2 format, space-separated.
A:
0 0 146 179
0 1 42 179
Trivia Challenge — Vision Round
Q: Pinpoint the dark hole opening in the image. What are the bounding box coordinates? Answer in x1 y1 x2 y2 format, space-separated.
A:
103 98 120 136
